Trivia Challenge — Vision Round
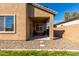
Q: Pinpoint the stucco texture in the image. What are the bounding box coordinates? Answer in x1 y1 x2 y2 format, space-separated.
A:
0 3 54 40
27 4 54 40
0 4 26 40
57 24 79 42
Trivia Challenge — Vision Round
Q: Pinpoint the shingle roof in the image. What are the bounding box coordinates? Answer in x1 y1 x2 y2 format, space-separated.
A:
28 3 57 15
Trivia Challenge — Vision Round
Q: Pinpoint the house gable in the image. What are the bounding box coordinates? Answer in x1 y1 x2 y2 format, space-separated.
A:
28 4 55 17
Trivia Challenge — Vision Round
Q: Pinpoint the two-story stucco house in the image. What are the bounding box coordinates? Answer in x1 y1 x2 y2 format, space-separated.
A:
0 3 56 41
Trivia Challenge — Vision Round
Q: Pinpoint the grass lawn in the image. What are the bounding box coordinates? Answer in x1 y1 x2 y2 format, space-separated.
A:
0 50 79 56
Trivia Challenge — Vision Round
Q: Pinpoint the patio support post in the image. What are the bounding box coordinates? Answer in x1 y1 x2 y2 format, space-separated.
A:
49 16 53 39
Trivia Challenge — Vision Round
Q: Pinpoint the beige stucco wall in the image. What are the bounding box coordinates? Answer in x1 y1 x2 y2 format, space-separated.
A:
34 8 53 17
0 3 27 40
28 4 53 17
0 3 54 40
57 24 79 42
28 4 54 40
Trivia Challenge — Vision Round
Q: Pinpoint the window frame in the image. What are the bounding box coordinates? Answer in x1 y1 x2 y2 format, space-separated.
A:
35 23 44 32
0 14 15 33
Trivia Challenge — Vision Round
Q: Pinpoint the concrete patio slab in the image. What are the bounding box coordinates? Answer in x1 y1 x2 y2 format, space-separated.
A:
0 38 79 50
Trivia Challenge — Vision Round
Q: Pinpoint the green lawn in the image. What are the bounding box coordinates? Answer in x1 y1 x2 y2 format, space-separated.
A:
0 50 79 56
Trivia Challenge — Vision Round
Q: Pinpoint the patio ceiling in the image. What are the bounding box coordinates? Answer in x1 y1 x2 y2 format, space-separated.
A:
29 17 49 23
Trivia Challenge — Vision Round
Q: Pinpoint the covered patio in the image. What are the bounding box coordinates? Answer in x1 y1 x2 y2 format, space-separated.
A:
29 16 54 40
27 3 56 40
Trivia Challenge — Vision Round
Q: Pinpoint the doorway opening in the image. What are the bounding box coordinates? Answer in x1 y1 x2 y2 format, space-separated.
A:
29 17 50 40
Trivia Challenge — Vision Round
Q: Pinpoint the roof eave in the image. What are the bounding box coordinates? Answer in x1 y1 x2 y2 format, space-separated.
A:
28 3 57 15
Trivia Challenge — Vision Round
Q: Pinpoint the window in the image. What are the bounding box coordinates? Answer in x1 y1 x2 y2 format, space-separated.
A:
0 16 15 33
35 23 44 32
